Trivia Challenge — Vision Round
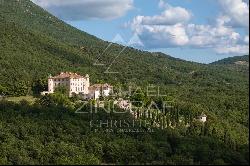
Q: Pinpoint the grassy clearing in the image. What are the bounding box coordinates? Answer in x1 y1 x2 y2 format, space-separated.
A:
6 96 37 104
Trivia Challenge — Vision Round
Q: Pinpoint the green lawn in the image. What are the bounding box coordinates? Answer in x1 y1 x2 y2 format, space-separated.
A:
6 96 37 104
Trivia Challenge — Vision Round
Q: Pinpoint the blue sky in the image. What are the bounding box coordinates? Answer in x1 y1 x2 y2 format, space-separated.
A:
32 0 249 63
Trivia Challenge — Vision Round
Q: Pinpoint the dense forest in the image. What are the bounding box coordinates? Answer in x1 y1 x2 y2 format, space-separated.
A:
0 0 249 165
0 91 249 165
212 55 249 65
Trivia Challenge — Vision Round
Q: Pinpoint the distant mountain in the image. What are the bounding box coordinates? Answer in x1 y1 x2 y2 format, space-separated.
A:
0 0 249 149
0 0 211 95
0 0 201 90
212 55 249 65
211 55 249 75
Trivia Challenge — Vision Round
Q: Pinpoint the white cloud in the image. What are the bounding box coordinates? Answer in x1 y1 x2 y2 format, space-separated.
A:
130 20 247 53
216 15 231 26
186 24 241 48
128 0 249 55
129 1 191 48
186 24 249 55
132 2 191 26
218 0 249 28
215 45 249 55
31 0 134 20
134 24 189 48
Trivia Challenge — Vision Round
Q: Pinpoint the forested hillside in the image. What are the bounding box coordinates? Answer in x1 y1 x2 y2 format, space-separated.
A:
0 0 249 165
212 55 249 65
211 55 249 78
0 99 248 165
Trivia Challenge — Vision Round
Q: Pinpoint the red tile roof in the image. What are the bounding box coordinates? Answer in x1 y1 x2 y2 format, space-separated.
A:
49 72 87 79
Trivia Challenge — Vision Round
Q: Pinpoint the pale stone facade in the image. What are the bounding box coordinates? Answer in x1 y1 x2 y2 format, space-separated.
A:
42 72 113 100
45 72 90 97
88 83 113 100
198 113 207 123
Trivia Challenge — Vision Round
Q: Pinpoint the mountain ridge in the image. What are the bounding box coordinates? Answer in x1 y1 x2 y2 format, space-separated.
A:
212 55 249 65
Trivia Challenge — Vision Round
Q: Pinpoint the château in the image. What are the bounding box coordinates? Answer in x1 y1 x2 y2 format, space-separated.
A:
41 72 112 99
